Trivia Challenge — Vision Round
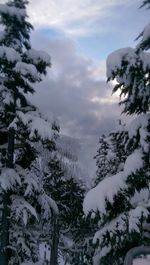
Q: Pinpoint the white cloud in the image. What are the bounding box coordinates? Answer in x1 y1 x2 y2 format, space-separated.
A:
90 61 106 80
27 0 135 37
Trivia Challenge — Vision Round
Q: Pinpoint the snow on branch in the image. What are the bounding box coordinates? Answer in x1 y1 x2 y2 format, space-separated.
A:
25 49 51 66
38 193 59 218
93 246 111 265
0 168 21 190
127 114 150 152
128 114 150 138
2 89 14 105
106 47 150 79
15 62 40 81
93 206 149 244
83 146 145 216
0 4 26 21
137 22 150 50
124 149 144 177
83 172 126 215
83 114 148 216
24 172 40 197
11 196 38 226
106 47 150 114
0 46 21 62
17 111 53 141
106 47 136 80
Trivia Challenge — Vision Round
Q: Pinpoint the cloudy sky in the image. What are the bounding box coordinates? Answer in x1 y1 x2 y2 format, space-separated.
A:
20 0 149 176
3 0 149 176
24 0 149 138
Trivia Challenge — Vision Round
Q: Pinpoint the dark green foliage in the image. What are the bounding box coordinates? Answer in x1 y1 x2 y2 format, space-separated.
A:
0 1 53 264
94 134 112 184
94 124 129 186
42 141 96 264
85 3 150 265
141 0 150 8
109 56 150 114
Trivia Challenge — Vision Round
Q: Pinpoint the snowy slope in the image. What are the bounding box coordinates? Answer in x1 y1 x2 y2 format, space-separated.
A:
56 134 96 187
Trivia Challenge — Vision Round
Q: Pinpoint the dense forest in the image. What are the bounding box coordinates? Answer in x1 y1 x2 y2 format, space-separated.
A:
0 1 149 265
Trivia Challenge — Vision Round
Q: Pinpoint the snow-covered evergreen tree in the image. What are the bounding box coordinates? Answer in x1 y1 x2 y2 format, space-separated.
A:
40 134 88 265
108 122 129 173
94 134 112 184
83 4 150 265
94 123 128 185
0 1 58 264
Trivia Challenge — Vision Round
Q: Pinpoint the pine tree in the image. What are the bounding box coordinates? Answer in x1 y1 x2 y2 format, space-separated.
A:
36 133 96 265
42 135 87 265
94 134 112 184
94 123 128 186
0 1 58 264
108 122 129 174
83 3 150 265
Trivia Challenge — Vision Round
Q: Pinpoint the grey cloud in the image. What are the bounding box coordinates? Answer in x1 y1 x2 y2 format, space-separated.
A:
30 32 121 140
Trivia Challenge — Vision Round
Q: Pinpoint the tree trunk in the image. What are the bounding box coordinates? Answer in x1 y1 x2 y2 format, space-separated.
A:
0 128 15 265
7 128 15 168
50 214 59 265
0 192 10 265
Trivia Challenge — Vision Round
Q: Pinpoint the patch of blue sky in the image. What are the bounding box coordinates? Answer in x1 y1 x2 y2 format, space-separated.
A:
77 35 131 62
32 1 150 63
37 27 65 39
77 3 150 61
